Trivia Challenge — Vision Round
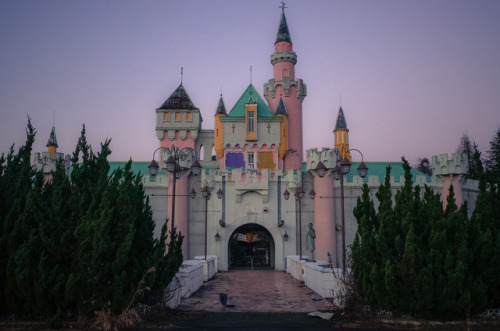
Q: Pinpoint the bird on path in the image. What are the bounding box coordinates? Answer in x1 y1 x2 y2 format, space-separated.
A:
219 293 235 307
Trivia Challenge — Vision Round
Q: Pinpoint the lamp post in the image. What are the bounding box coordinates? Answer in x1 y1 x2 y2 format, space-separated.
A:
283 183 315 261
190 181 223 260
148 145 201 233
315 148 368 274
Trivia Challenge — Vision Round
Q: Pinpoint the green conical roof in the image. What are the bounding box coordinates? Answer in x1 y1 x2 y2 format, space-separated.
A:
275 11 292 44
227 85 274 118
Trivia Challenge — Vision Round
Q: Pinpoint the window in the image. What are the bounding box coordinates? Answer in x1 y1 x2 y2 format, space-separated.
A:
164 112 169 121
246 105 257 140
248 112 255 133
248 152 255 169
186 112 192 121
175 112 180 121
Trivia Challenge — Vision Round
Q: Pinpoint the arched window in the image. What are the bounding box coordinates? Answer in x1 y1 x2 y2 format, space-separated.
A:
211 145 217 161
282 68 289 79
199 144 205 161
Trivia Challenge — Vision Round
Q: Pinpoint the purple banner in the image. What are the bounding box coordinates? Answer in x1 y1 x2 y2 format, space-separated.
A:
225 152 245 168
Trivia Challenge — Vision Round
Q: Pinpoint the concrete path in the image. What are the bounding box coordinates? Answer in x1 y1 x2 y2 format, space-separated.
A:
177 270 334 313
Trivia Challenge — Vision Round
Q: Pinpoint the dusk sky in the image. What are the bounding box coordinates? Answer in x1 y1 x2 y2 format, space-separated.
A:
1 0 499 166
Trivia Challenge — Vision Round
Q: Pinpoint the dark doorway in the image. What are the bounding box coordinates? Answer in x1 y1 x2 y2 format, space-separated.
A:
229 223 274 269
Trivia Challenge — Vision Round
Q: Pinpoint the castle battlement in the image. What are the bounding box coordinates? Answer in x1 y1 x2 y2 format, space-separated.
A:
432 153 468 177
33 152 70 176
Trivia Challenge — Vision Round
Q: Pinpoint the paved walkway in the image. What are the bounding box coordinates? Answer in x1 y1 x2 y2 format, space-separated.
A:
177 270 334 313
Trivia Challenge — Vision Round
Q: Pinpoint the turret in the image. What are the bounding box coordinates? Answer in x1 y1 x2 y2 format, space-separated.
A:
334 106 351 160
264 8 306 170
156 84 202 144
46 126 58 159
214 95 227 158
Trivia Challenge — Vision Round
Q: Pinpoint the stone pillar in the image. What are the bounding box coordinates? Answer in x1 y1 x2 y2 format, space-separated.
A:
168 173 190 258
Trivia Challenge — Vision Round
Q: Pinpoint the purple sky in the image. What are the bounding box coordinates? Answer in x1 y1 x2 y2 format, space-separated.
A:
1 0 499 165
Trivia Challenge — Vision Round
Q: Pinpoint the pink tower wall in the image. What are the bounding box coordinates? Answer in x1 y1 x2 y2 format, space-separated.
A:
273 42 295 80
162 130 195 259
441 176 464 210
313 175 336 263
268 41 303 170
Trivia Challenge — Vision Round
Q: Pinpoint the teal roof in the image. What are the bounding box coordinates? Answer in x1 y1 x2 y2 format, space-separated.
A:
226 85 274 119
96 161 430 186
108 161 163 176
347 162 431 183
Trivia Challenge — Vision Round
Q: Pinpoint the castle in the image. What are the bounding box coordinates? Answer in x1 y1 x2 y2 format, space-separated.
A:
34 8 479 271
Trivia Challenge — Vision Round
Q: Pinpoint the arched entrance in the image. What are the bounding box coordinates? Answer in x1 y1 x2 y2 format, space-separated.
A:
229 224 275 269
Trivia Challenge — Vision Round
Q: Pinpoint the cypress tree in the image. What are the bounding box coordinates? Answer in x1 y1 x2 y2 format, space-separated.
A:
469 166 500 309
351 157 485 318
0 119 37 314
352 183 377 303
485 129 500 179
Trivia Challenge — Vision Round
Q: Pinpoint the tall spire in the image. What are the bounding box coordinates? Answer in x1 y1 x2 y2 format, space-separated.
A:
334 106 348 130
275 6 292 44
46 125 58 148
264 4 306 170
334 106 350 160
46 125 58 159
216 94 227 115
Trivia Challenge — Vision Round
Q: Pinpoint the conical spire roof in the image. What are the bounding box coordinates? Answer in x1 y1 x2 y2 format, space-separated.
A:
275 97 288 115
46 126 58 147
157 84 197 110
215 95 227 115
334 106 348 130
275 10 292 44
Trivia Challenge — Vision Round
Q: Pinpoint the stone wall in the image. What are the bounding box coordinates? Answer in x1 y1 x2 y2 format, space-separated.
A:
164 257 217 309
287 256 347 307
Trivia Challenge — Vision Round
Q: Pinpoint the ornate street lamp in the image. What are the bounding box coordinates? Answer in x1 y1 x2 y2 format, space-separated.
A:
283 182 315 261
148 145 201 233
191 181 224 260
315 148 368 274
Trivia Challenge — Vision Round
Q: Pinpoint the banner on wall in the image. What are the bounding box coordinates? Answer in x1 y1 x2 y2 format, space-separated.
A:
234 233 261 243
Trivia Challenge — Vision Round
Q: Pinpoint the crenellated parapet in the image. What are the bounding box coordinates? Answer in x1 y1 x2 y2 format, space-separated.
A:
306 148 339 173
432 153 469 177
33 151 71 176
264 78 307 100
270 50 297 65
431 153 477 211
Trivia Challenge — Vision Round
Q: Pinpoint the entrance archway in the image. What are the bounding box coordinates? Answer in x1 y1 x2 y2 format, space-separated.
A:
229 224 275 269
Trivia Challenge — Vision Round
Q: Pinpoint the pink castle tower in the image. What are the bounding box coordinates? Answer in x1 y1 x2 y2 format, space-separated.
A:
155 84 201 258
264 7 307 170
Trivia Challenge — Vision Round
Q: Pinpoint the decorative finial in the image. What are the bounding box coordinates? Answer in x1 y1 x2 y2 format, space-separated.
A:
52 111 55 126
181 67 183 85
250 65 252 84
280 1 287 12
